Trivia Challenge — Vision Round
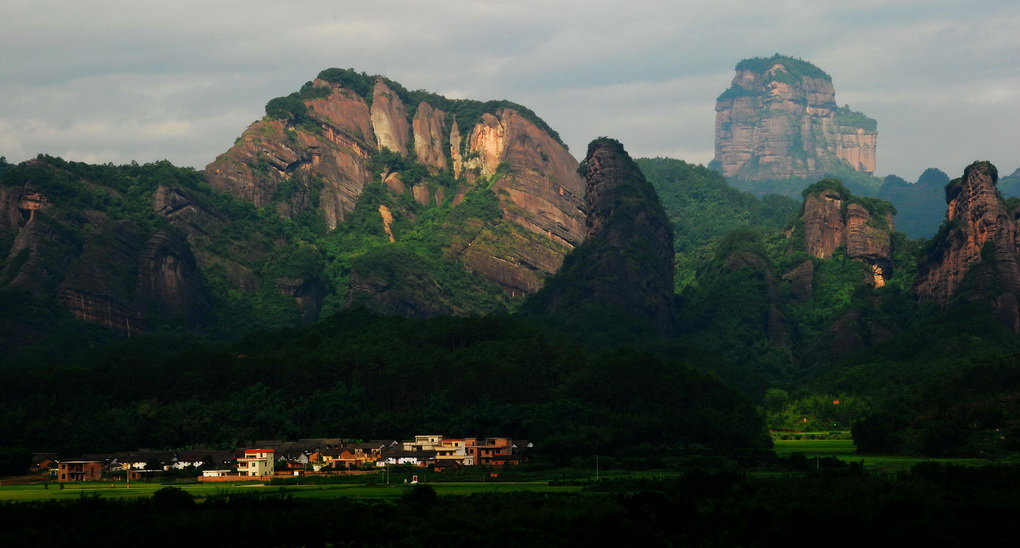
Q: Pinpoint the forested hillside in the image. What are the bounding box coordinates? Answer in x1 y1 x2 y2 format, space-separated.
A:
0 310 770 458
635 157 798 254
3 77 1020 468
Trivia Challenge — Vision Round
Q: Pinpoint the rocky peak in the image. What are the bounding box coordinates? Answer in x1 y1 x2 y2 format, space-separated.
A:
206 79 376 230
798 179 895 287
914 162 1020 328
802 186 846 259
713 54 877 183
205 68 586 308
528 138 675 333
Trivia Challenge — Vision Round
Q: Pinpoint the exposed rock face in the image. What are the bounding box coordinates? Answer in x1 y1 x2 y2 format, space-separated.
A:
799 181 895 287
0 155 220 337
57 220 144 334
0 185 49 232
151 185 221 239
529 138 675 333
2 70 589 338
1 183 210 335
914 162 1020 329
782 259 815 302
713 55 877 182
0 184 76 294
489 111 586 249
845 203 893 288
206 70 586 307
413 102 447 171
450 109 586 296
134 231 210 326
802 187 847 259
370 80 411 155
150 183 261 295
274 276 326 324
54 227 209 334
206 79 376 230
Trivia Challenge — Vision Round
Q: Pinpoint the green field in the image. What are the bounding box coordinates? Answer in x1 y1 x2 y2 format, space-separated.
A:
772 436 992 472
0 480 584 503
773 437 857 457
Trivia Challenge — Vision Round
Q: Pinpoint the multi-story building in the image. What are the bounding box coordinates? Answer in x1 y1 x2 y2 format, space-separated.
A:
57 460 103 482
435 438 474 466
236 449 275 477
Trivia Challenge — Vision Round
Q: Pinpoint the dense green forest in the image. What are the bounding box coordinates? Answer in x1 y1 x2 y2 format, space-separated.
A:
0 152 520 351
0 311 769 458
635 157 799 255
3 150 1020 464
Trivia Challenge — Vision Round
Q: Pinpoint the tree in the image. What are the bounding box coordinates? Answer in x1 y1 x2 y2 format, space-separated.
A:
0 446 33 476
763 388 789 414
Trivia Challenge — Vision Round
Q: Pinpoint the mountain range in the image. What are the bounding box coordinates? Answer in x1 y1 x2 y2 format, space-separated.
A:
2 59 1020 459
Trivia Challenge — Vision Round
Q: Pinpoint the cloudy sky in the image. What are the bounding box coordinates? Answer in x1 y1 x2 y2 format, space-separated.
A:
2 0 1017 180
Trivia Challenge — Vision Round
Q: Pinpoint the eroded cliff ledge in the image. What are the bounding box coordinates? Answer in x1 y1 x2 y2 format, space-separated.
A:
712 55 877 183
796 179 896 288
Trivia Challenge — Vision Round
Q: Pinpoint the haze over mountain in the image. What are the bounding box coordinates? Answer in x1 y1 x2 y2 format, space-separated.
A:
712 55 878 195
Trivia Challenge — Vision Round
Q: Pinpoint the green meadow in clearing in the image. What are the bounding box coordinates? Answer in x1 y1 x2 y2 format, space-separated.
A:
772 435 992 472
772 436 857 457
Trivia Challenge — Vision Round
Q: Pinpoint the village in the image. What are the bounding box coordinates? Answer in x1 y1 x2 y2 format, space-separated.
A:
48 435 532 482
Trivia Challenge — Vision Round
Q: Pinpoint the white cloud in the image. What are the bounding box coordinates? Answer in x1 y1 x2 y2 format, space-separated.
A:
1 0 1017 179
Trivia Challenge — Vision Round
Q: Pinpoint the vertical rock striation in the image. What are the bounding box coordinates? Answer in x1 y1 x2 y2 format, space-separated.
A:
206 79 377 230
713 54 877 183
205 69 586 309
914 162 1020 330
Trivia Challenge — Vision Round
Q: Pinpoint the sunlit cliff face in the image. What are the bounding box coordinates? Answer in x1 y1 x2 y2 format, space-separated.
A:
714 59 877 182
205 74 586 303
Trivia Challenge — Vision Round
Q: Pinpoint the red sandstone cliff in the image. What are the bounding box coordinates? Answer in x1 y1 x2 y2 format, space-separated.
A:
914 162 1020 329
713 55 877 182
205 70 586 303
798 180 895 288
206 79 376 230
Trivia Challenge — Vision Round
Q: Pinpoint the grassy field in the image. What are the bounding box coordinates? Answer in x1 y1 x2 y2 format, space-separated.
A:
773 438 857 457
772 436 992 473
0 479 585 503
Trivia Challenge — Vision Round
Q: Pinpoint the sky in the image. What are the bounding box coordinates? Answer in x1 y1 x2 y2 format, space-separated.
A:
2 0 1018 181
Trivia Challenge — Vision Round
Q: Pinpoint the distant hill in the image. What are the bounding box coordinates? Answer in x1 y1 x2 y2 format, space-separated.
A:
876 167 949 238
997 166 1020 197
636 157 798 253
